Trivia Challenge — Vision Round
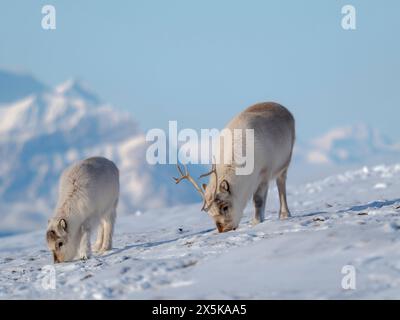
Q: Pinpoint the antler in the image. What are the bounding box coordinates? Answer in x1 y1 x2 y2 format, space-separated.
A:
199 163 217 179
173 163 205 199
199 164 218 211
173 163 218 212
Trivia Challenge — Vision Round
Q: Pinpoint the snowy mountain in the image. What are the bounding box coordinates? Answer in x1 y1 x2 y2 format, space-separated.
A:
295 124 400 166
290 124 400 183
0 72 200 233
1 163 400 299
0 69 47 104
1 70 399 233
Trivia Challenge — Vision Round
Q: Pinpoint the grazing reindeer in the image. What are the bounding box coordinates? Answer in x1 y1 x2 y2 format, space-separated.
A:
174 102 295 233
46 157 119 263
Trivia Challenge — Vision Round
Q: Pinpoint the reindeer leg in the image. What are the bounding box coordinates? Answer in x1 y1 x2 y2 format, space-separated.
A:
100 206 116 252
78 224 91 260
252 180 269 226
277 168 291 219
92 222 104 253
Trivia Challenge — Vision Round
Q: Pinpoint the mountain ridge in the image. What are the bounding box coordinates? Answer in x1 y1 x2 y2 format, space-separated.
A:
1 70 400 232
0 73 202 232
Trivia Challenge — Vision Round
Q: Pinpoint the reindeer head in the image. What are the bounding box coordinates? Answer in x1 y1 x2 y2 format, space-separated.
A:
173 164 240 233
46 218 76 263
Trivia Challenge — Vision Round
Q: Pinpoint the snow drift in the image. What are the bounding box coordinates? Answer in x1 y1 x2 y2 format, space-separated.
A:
1 163 400 299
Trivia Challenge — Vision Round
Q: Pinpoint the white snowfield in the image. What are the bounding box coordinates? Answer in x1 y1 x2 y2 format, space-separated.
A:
1 163 400 299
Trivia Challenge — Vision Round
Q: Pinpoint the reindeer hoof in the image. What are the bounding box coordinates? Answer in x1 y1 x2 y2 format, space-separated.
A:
79 252 90 260
279 212 291 220
92 246 101 253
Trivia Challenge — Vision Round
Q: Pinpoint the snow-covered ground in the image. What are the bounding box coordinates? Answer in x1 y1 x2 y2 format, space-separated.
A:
1 163 400 299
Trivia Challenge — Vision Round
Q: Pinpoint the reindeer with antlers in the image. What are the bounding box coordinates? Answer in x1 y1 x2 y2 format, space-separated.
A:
174 102 295 233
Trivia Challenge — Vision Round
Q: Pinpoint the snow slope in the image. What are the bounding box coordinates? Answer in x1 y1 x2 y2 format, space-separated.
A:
1 163 400 299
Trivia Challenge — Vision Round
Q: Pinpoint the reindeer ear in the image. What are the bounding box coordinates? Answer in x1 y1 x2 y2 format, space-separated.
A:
59 219 67 232
219 180 230 193
202 184 207 191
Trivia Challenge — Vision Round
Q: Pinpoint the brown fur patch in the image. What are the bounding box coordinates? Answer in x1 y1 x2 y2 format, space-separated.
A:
46 230 58 243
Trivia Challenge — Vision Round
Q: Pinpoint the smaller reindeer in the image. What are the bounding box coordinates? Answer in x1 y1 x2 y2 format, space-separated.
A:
174 102 295 233
46 157 119 263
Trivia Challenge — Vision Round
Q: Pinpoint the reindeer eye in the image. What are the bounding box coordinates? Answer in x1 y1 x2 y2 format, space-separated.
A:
57 242 64 249
221 206 229 214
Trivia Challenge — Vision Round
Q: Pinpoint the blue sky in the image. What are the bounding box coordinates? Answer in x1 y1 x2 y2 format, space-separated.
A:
1 0 399 141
